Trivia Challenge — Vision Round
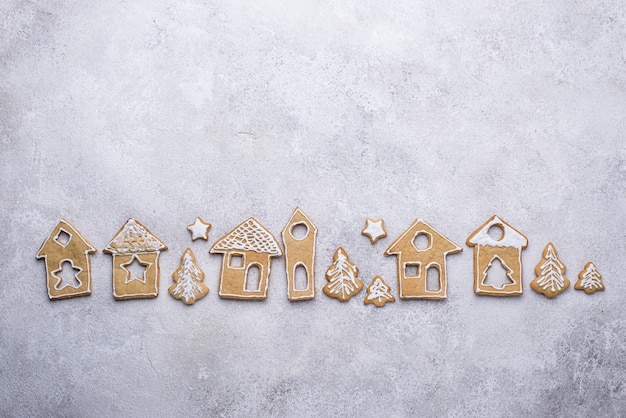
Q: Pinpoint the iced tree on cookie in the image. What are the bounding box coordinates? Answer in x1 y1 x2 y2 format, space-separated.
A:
169 248 209 305
364 276 395 307
530 243 570 299
574 262 604 295
323 247 363 302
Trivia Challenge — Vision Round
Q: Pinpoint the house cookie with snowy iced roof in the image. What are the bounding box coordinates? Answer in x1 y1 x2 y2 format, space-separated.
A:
104 218 168 300
466 215 528 296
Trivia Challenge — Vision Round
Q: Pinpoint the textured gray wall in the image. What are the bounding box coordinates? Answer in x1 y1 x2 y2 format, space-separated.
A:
1 1 625 416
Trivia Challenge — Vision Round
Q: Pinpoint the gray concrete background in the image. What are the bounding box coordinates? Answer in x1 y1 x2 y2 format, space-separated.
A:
1 1 625 416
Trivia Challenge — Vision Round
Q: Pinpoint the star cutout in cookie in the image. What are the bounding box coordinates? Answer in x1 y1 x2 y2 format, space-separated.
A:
361 218 387 244
187 217 212 241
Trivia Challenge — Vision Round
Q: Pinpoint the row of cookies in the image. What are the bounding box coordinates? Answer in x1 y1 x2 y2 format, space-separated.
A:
36 210 604 304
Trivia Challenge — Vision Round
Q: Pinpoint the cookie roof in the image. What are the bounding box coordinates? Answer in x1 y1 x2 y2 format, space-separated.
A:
210 217 282 256
466 215 528 248
104 218 167 253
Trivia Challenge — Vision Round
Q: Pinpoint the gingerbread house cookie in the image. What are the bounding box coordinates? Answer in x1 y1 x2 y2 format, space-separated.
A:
210 217 282 300
36 219 96 300
104 218 168 300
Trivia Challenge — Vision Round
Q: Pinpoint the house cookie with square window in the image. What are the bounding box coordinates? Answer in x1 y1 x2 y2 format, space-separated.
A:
281 208 318 301
210 217 282 300
104 218 168 300
36 219 96 300
385 219 462 299
466 215 528 296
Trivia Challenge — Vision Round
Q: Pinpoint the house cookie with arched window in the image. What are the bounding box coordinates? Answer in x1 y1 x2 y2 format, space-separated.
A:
281 208 318 301
385 219 462 299
210 217 282 300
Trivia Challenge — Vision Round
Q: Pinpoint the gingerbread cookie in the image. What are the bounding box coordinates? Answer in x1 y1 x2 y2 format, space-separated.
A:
363 276 395 307
531 243 570 298
323 247 363 302
169 248 209 305
467 215 528 296
104 218 168 300
187 217 211 241
281 208 317 301
361 218 387 244
574 262 604 295
36 219 96 300
385 219 462 299
210 217 282 300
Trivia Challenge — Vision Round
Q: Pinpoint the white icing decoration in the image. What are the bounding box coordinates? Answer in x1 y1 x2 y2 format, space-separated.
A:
121 254 152 284
170 249 208 304
324 248 363 301
467 216 527 248
361 219 387 244
480 256 515 290
51 259 83 290
579 263 603 291
533 244 567 294
187 217 211 241
365 276 395 306
211 218 282 256
106 219 166 253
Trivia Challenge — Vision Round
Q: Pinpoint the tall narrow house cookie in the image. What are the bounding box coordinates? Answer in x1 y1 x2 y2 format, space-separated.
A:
104 218 168 300
466 215 528 296
36 219 96 300
281 208 318 301
385 219 462 300
210 217 282 300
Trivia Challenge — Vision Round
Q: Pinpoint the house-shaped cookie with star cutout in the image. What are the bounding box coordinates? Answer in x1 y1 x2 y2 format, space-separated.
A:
210 217 282 300
36 219 97 300
384 219 462 299
104 218 168 300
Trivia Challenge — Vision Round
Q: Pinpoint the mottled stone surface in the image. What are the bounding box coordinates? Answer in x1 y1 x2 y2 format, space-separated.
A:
1 1 625 416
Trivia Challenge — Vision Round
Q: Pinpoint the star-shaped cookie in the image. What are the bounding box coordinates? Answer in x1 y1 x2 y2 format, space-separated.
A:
187 217 212 241
361 218 387 244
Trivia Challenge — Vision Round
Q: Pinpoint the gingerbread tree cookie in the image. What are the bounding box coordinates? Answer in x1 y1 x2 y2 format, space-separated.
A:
169 248 209 305
363 276 395 307
323 247 363 302
574 262 604 295
530 243 569 299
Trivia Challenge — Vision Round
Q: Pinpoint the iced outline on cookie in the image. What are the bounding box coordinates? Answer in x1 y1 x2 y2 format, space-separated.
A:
467 215 527 296
36 218 96 300
51 259 83 290
530 242 569 298
364 275 396 307
104 218 167 300
282 208 317 301
187 217 212 241
361 218 387 244
385 219 462 300
574 262 604 294
211 217 282 300
121 254 153 284
169 248 209 305
480 255 515 290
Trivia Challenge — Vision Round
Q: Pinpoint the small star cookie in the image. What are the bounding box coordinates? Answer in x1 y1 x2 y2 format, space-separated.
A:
361 218 387 244
187 217 212 241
